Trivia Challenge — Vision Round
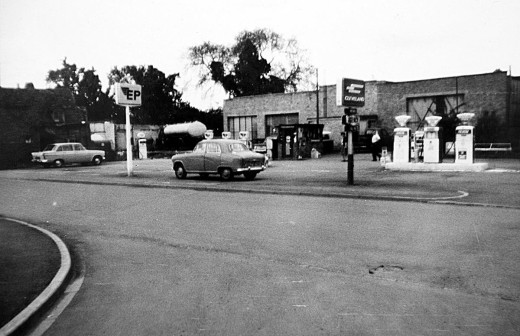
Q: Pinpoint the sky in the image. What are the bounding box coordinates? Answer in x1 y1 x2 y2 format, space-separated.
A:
1 0 519 110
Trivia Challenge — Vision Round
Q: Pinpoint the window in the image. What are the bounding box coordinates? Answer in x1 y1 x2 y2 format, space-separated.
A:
406 94 464 131
73 144 85 151
206 143 221 153
228 143 248 152
60 144 74 151
228 116 257 139
193 143 206 153
265 113 299 137
51 111 66 124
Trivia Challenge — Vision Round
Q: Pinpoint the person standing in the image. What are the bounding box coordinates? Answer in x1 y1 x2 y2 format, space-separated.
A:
371 130 382 161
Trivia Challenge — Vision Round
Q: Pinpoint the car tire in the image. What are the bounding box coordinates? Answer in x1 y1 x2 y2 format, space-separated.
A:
54 159 64 168
174 164 187 179
219 168 233 181
243 172 257 180
92 156 103 166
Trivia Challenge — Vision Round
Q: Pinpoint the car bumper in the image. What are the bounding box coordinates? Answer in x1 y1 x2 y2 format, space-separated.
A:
236 166 266 173
32 158 49 163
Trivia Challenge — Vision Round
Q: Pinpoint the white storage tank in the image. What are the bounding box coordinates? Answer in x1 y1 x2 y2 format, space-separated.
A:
163 121 207 138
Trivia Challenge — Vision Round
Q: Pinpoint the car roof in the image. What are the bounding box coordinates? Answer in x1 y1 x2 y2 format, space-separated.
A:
51 142 82 146
200 139 246 144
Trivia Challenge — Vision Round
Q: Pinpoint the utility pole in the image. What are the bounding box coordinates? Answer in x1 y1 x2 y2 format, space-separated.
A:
316 69 319 125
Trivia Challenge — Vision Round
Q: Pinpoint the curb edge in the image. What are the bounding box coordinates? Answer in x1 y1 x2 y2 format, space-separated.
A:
0 218 72 336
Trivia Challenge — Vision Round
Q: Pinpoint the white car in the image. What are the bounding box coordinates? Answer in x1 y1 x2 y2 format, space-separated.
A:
31 142 105 168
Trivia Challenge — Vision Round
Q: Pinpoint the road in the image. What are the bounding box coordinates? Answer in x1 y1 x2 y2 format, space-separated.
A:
1 176 519 335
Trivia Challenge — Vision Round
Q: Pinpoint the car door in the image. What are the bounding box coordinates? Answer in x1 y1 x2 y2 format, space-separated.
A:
59 144 74 163
204 142 221 173
183 142 206 171
73 143 89 163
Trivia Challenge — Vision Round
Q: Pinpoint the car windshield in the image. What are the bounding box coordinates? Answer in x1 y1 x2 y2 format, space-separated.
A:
228 143 248 152
43 144 57 151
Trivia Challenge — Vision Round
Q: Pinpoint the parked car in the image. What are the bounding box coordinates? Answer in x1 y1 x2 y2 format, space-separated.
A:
354 128 394 153
31 142 105 168
172 139 267 180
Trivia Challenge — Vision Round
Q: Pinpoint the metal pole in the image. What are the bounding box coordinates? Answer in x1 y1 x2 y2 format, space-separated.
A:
347 129 354 185
316 69 319 125
125 105 133 177
455 77 458 114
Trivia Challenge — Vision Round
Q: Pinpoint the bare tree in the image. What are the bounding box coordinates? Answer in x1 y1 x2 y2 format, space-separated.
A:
188 28 315 97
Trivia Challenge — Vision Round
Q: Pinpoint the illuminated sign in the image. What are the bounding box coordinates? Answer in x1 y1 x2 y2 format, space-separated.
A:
336 78 365 107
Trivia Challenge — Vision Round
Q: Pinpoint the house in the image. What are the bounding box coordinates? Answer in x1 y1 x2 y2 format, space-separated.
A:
0 85 88 169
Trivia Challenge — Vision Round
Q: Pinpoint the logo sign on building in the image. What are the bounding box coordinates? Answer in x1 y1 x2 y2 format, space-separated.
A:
115 83 142 106
336 78 365 107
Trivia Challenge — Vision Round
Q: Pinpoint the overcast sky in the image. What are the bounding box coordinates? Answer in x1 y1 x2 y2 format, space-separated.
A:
1 0 519 110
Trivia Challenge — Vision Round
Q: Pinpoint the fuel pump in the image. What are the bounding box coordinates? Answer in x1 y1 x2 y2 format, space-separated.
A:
239 131 250 148
393 115 411 163
204 130 214 139
138 138 148 159
137 132 147 159
455 113 475 164
412 131 424 162
423 116 443 163
221 131 231 139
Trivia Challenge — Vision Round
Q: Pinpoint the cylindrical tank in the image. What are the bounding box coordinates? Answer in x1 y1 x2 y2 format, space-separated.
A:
163 121 207 138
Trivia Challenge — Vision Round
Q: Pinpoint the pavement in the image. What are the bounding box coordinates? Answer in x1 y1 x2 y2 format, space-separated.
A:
0 152 519 335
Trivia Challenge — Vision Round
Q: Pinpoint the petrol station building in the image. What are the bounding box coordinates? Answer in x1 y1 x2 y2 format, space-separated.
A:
222 70 520 152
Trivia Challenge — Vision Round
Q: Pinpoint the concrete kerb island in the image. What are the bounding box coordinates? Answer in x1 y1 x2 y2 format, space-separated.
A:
385 162 489 172
0 218 72 336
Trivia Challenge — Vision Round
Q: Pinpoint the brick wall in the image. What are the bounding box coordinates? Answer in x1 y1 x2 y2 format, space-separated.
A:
223 83 380 149
223 71 516 151
376 71 509 128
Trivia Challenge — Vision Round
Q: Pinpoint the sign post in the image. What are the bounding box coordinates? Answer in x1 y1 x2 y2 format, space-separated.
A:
115 83 142 177
337 78 365 185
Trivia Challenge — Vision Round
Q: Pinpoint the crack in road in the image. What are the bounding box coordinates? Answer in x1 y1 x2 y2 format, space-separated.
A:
99 231 356 277
94 231 519 303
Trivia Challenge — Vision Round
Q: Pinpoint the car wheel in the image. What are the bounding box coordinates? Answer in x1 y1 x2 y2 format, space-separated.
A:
243 172 257 180
92 156 103 166
220 168 233 181
54 159 64 168
174 164 187 179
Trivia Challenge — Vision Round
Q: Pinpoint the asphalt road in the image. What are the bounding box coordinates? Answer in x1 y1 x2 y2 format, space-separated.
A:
0 176 519 335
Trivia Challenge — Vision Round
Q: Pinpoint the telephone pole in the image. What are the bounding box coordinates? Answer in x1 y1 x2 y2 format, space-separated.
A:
316 69 319 125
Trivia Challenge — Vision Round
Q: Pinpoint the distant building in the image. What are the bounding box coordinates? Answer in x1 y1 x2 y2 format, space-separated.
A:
0 85 88 169
223 71 520 151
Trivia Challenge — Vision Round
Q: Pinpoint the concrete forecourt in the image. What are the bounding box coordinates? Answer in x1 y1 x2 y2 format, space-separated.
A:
0 153 519 335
